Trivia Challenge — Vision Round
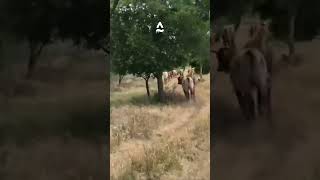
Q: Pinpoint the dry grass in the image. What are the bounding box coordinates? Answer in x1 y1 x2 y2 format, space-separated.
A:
0 138 107 180
110 107 165 152
111 74 210 179
129 141 184 179
0 46 107 179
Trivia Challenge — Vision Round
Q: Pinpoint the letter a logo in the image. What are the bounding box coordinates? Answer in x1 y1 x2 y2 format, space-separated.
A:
156 22 164 33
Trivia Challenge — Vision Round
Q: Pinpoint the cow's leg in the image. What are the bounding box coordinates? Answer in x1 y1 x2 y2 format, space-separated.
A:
266 83 273 127
235 90 244 115
257 88 263 115
192 88 196 101
244 93 254 122
187 89 192 102
235 90 249 120
243 93 253 121
258 77 272 123
251 88 259 121
267 83 272 118
258 85 269 118
184 89 189 100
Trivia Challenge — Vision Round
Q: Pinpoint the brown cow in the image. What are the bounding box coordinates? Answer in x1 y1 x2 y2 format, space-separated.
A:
230 48 270 121
177 74 195 101
215 26 272 122
163 71 169 84
244 22 274 75
244 22 273 118
213 26 238 73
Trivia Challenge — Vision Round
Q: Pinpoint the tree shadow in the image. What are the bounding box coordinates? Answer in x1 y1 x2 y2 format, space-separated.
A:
127 91 188 106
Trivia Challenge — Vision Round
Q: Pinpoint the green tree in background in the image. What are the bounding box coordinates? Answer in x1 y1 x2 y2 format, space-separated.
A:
253 0 320 56
212 0 253 31
55 0 108 54
0 0 108 78
2 0 56 78
111 0 209 101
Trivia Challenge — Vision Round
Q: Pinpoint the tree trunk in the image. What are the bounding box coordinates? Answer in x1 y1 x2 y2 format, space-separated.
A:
26 52 37 79
118 74 124 85
145 78 150 97
142 74 151 97
288 14 296 56
199 63 203 80
156 74 164 102
234 15 242 33
26 41 46 79
111 0 120 16
102 45 110 54
0 40 3 71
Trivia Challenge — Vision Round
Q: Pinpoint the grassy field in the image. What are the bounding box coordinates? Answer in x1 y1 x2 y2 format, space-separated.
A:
213 24 320 180
110 74 210 179
0 44 107 179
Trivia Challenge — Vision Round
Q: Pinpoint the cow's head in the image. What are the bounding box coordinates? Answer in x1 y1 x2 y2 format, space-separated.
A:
216 47 232 72
249 22 272 42
177 75 183 84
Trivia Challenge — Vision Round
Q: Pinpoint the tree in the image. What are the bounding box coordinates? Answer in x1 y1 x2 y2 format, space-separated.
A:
111 56 128 86
110 19 130 86
253 0 320 56
212 0 253 31
112 0 204 101
56 0 108 54
50 0 112 99
2 0 57 78
191 0 210 79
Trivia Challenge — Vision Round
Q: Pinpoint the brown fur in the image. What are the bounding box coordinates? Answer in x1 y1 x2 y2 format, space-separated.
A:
215 47 233 72
244 23 274 75
212 27 238 73
178 75 195 101
230 48 271 121
163 71 169 84
215 27 272 122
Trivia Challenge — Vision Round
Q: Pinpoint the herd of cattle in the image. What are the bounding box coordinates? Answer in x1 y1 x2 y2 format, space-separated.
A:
211 22 274 123
153 22 274 123
161 67 198 101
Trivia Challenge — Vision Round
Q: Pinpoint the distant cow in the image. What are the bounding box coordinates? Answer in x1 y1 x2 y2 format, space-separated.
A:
172 70 177 77
244 22 274 75
163 72 169 84
177 74 195 101
213 26 238 73
168 71 173 79
185 67 198 85
187 68 195 77
178 68 185 77
215 47 234 72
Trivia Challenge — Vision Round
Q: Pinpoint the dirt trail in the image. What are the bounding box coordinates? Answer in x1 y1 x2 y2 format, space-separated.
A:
111 104 204 177
155 107 198 137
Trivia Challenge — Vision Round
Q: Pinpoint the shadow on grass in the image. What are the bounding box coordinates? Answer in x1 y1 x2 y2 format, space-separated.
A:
111 91 188 108
0 97 107 146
